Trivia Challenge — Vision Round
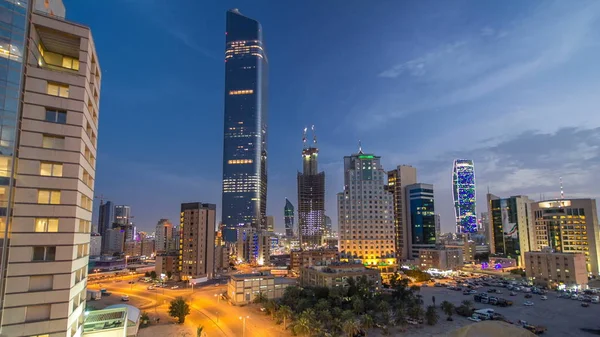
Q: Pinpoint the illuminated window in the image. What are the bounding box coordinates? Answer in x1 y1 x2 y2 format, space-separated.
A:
35 218 59 232
229 89 254 95
80 194 93 211
42 135 65 149
47 83 69 98
38 190 61 204
228 159 253 164
38 42 79 71
0 157 10 177
40 162 63 177
45 109 67 124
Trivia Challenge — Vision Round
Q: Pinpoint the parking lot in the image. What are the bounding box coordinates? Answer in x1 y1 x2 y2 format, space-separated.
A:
419 286 600 337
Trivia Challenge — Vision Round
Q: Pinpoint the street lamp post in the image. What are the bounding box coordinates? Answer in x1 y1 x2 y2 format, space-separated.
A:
239 316 249 337
214 293 221 304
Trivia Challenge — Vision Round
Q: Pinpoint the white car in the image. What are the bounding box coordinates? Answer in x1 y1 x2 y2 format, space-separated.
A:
468 316 482 322
147 286 155 290
121 295 129 302
171 286 179 289
541 295 548 300
523 301 534 306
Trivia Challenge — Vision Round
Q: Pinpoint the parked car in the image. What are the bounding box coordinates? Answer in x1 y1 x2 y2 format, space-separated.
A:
468 316 482 322
582 302 590 308
171 286 179 289
541 295 548 300
510 291 517 296
147 286 155 290
524 294 533 299
121 295 129 302
523 301 534 306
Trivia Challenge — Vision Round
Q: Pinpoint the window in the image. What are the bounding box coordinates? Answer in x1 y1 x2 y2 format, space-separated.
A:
79 219 91 233
82 169 94 188
37 190 61 204
84 146 95 166
29 275 53 291
42 135 65 149
35 218 58 232
0 157 10 177
40 162 62 177
80 194 92 211
62 56 79 71
25 304 51 322
45 109 67 124
46 82 69 98
32 246 56 261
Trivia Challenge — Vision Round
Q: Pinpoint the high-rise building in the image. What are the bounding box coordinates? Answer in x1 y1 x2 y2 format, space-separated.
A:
387 165 417 261
155 218 174 253
140 238 155 257
90 233 102 256
406 183 436 259
221 8 269 243
284 198 295 237
178 203 217 280
0 1 101 334
324 215 332 237
266 215 274 233
114 204 135 241
338 149 396 276
105 228 125 255
452 159 477 233
487 194 534 267
98 200 113 248
297 126 325 247
531 199 600 275
435 214 441 244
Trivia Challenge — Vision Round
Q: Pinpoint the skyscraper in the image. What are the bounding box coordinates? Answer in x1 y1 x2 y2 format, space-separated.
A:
297 127 325 247
155 218 175 253
338 149 396 276
98 200 113 253
406 183 436 259
452 159 477 233
221 8 269 243
266 215 274 232
284 198 295 237
179 203 217 280
324 215 332 237
0 1 101 334
387 165 417 261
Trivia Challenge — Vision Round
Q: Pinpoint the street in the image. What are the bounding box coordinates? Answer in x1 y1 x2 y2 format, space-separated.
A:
88 275 290 337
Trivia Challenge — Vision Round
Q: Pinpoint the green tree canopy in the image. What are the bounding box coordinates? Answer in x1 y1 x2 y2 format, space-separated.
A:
168 297 190 324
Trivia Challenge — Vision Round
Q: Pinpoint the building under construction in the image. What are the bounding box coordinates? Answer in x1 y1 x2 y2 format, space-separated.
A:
297 126 326 247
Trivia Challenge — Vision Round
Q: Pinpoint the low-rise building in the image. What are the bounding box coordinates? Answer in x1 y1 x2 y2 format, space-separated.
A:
525 250 588 288
299 263 381 288
419 248 464 270
227 272 296 305
291 248 339 272
155 254 178 277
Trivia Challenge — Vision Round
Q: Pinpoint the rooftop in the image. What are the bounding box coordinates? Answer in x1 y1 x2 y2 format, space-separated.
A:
83 307 127 334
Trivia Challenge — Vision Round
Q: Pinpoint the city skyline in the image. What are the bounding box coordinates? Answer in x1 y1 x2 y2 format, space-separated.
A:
62 1 600 234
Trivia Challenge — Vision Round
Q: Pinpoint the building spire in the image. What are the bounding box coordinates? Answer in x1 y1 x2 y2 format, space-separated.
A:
311 125 317 145
302 127 308 149
358 140 363 154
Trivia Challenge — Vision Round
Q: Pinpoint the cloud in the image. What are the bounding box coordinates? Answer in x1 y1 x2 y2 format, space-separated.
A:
378 41 467 78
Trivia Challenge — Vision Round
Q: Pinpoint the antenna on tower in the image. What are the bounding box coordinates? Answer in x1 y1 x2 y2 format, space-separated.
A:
358 140 363 154
560 176 564 200
311 125 317 144
302 127 307 149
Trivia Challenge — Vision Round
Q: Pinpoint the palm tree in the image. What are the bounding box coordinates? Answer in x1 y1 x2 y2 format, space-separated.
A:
278 305 293 330
196 326 205 337
441 301 454 321
425 305 438 326
168 297 190 324
265 299 278 319
361 314 374 336
342 319 361 337
461 300 473 310
293 316 312 336
253 291 268 304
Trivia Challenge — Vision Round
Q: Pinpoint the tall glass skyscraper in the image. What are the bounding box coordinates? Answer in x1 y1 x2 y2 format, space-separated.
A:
407 183 436 259
452 159 477 233
221 9 268 243
284 198 294 237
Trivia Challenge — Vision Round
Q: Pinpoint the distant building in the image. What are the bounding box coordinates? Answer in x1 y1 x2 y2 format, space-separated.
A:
178 202 216 280
105 228 125 254
290 249 339 272
266 215 275 233
155 219 175 253
227 272 296 305
525 250 588 288
435 214 441 244
215 246 229 272
531 198 600 275
155 254 178 277
419 248 464 270
236 227 270 265
406 183 436 259
298 126 325 247
387 165 417 261
124 241 141 257
90 233 102 256
140 238 155 257
98 201 114 253
452 159 477 233
115 205 135 242
300 263 382 288
284 198 295 237
324 215 332 237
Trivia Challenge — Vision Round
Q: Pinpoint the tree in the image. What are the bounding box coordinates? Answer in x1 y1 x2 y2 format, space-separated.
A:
361 314 374 336
425 305 439 326
315 298 330 313
277 305 293 330
144 271 150 277
265 299 278 319
342 319 361 337
441 301 454 321
461 300 473 310
150 271 157 280
168 297 191 324
352 296 365 314
293 316 312 336
167 271 173 280
253 291 268 304
196 326 205 337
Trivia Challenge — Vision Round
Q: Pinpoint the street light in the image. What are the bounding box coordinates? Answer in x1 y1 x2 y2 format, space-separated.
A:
239 316 249 337
214 293 221 304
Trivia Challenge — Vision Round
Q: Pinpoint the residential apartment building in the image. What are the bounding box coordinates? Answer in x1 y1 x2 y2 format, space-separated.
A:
155 254 178 278
525 250 588 288
123 241 141 257
387 165 417 261
0 1 102 336
418 248 464 270
178 203 216 280
89 233 102 256
531 199 600 275
140 238 155 257
235 226 270 266
299 263 382 288
155 218 175 254
104 227 124 255
227 272 296 305
290 248 339 272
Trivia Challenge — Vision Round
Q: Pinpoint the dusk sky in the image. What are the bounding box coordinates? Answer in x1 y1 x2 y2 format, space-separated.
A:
64 0 600 233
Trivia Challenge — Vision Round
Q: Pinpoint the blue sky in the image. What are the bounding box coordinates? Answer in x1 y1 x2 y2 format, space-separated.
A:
64 0 600 233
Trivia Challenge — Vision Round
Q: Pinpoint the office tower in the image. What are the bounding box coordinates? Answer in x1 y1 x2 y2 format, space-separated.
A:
221 8 269 243
155 218 174 253
105 228 125 255
435 214 441 243
487 194 534 267
114 205 130 225
338 149 396 275
324 215 332 237
531 198 600 275
178 203 216 280
452 159 477 233
406 183 436 259
0 2 101 334
297 126 325 247
266 215 274 233
98 200 113 247
387 165 417 261
284 198 295 237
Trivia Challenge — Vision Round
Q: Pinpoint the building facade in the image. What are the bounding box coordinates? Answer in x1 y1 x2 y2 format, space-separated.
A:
90 233 102 257
338 150 396 275
525 250 588 288
297 127 325 247
155 254 178 278
221 9 268 243
124 241 141 257
104 228 124 255
178 203 216 280
452 159 477 233
406 183 436 259
154 218 174 253
284 198 294 237
140 238 155 258
299 264 382 288
97 200 112 252
387 165 417 261
266 215 274 233
290 248 339 272
235 226 269 266
227 272 296 305
419 248 464 271
487 194 534 267
0 1 102 335
531 199 600 275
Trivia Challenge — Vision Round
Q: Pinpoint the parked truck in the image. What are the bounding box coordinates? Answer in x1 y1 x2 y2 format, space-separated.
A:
86 289 102 301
